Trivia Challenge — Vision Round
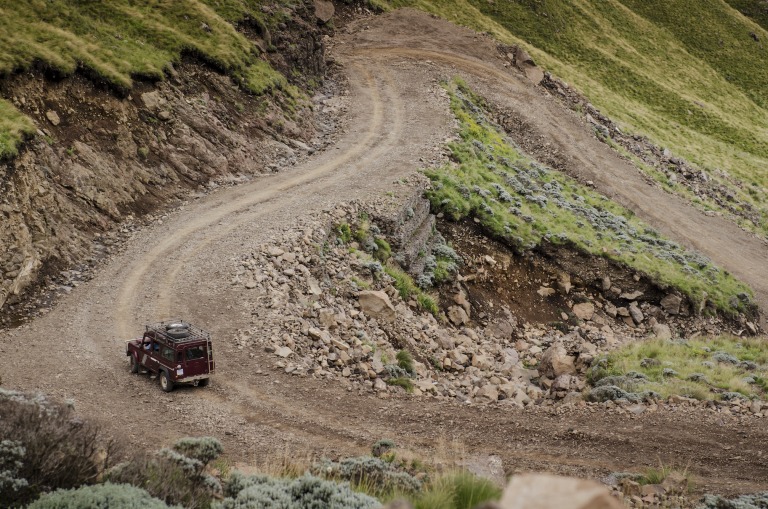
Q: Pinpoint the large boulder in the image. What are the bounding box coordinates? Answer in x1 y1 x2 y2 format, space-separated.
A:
313 0 334 24
538 343 576 378
499 473 625 509
660 294 683 315
358 290 396 322
447 305 469 326
572 302 595 321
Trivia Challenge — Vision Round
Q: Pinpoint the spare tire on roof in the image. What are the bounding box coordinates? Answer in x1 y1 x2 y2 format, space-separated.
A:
166 322 188 330
166 328 190 339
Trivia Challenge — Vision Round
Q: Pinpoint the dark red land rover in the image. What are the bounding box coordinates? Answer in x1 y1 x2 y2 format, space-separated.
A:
126 320 214 392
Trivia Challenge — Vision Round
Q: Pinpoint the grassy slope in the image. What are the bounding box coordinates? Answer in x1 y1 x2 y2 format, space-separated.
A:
593 336 768 401
426 79 754 316
725 0 768 31
0 0 296 158
382 0 768 237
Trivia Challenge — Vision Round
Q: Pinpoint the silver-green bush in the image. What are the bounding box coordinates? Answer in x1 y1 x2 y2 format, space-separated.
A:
215 473 380 509
26 482 178 509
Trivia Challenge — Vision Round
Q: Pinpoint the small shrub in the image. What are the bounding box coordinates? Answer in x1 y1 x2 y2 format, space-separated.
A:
312 456 421 496
336 223 352 243
697 492 768 509
0 389 113 507
371 440 395 458
0 440 27 495
107 440 221 509
216 473 380 509
172 437 223 467
712 351 740 365
27 483 177 509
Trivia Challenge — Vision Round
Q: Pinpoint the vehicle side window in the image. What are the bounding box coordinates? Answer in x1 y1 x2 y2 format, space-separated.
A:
162 346 174 361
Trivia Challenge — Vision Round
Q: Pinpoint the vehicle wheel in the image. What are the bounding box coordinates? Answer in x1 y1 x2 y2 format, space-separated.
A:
166 328 189 339
198 378 210 387
160 370 174 392
130 355 139 374
166 322 188 331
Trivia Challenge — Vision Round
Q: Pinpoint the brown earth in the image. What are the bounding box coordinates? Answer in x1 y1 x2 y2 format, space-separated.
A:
2 8 768 498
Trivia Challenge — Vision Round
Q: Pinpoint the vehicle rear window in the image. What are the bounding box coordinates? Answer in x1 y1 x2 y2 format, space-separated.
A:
186 346 206 360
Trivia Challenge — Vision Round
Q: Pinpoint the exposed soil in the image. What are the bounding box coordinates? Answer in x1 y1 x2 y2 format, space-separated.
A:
2 7 768 500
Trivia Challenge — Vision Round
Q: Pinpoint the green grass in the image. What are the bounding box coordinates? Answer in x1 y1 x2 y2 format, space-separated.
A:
411 471 501 509
0 0 297 157
591 336 768 401
378 0 768 237
384 264 439 317
386 377 414 393
425 79 754 317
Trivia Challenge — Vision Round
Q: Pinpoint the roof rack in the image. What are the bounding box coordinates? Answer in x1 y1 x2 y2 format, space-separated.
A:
145 320 211 345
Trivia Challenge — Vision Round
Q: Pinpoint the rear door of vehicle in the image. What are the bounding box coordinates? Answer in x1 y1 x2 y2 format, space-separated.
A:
182 343 210 377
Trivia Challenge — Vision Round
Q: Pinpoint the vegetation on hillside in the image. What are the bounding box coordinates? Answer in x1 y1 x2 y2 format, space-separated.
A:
0 0 298 158
379 0 768 237
589 336 768 401
425 79 754 317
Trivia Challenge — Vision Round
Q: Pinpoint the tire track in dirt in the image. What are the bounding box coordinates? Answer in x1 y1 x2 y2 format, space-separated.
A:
116 65 384 337
108 61 412 449
151 64 406 322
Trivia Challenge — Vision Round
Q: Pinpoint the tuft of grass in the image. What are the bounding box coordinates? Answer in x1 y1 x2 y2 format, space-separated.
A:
396 350 416 375
591 336 768 401
411 471 501 509
424 79 755 317
386 377 414 393
384 264 439 317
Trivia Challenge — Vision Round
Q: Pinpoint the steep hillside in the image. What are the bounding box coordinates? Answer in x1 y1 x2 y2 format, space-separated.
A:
379 0 768 237
0 0 328 316
0 0 304 158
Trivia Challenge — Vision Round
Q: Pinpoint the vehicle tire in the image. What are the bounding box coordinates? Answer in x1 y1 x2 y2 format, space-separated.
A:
130 354 139 374
198 378 210 387
166 328 189 339
160 370 174 392
166 322 188 331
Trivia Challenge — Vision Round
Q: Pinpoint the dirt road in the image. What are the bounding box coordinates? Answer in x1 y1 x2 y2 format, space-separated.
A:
2 9 768 496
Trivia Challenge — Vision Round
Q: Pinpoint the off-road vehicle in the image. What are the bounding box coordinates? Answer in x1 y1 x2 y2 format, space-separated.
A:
126 320 214 392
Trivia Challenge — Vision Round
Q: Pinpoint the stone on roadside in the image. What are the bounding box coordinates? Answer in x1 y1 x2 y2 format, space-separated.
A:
538 343 576 378
475 384 499 402
275 346 293 358
447 305 469 326
358 290 396 322
499 473 625 509
537 286 556 298
652 322 672 340
572 302 595 321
